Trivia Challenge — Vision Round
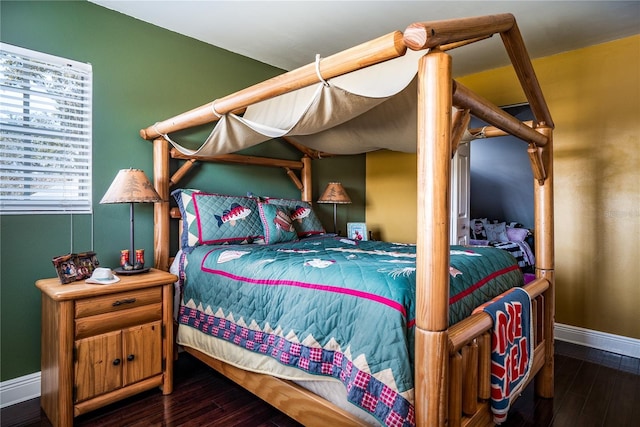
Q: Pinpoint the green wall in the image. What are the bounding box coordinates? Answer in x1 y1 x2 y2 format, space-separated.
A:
0 1 365 381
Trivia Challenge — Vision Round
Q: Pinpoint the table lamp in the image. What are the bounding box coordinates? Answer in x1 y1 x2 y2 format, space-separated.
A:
317 182 351 234
100 168 162 274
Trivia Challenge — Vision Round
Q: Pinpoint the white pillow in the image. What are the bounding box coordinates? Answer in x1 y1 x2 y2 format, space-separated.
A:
485 222 509 242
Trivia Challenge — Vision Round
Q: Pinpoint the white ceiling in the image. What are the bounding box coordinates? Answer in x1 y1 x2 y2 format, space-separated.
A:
89 1 640 76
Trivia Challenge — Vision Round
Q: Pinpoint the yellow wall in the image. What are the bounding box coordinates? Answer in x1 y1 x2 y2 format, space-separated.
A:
366 35 640 339
366 151 417 243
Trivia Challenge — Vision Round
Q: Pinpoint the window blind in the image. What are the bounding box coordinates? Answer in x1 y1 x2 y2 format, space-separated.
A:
0 43 92 214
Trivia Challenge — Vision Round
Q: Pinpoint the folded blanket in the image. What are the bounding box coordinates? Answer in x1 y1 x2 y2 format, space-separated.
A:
473 287 533 424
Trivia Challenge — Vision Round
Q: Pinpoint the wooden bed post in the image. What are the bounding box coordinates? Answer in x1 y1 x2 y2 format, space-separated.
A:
415 48 452 427
153 137 171 271
301 156 312 203
533 125 555 398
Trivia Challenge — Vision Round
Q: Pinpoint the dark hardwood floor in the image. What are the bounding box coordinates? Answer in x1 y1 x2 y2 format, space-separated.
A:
501 340 640 427
2 340 638 427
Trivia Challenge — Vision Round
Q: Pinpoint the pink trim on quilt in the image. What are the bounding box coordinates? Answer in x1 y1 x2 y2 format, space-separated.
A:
449 264 521 305
192 196 205 245
200 265 407 318
198 250 519 328
405 264 521 327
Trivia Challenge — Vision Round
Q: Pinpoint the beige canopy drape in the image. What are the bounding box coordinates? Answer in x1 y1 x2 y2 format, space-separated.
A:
160 48 473 156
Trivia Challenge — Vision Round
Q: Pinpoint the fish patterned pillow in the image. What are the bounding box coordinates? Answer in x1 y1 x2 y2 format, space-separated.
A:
257 202 298 244
264 197 326 237
172 189 264 250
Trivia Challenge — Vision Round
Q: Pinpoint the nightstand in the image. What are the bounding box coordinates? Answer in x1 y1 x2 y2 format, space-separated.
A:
36 268 177 427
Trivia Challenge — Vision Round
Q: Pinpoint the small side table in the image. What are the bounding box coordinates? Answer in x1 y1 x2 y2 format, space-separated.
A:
36 268 177 427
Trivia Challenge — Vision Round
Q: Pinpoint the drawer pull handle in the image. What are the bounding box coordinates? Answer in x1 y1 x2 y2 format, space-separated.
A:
112 298 136 307
127 354 135 361
113 358 121 366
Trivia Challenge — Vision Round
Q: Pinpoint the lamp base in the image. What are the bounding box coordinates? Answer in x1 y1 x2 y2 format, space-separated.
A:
114 267 150 275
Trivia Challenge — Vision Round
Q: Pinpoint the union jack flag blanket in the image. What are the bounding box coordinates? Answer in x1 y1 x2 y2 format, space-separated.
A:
473 287 533 424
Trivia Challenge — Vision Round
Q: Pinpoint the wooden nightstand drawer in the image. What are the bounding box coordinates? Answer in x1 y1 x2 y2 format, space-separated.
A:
75 288 161 318
75 303 162 340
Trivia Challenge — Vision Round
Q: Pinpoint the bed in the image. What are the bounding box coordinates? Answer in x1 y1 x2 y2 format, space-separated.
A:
140 13 555 427
469 220 536 273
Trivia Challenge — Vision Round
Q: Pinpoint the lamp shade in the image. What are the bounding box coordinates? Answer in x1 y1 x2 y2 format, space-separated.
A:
317 182 352 204
100 169 161 204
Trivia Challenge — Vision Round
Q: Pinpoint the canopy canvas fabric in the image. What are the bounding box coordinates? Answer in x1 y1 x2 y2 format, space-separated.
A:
161 48 472 157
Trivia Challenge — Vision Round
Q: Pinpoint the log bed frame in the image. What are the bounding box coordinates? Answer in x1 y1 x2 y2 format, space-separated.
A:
140 14 554 427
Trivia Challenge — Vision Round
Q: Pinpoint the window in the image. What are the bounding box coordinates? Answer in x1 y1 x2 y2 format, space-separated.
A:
0 43 92 214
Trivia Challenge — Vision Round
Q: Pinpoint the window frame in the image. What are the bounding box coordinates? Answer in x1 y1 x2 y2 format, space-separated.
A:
0 43 93 215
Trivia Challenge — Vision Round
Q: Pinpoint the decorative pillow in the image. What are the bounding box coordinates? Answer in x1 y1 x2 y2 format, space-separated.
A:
172 189 264 250
470 218 488 240
265 197 326 237
506 226 529 242
257 202 298 244
485 222 509 242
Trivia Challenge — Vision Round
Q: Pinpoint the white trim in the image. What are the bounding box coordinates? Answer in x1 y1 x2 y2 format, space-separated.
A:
555 323 640 359
0 42 91 72
0 371 40 408
1 324 638 408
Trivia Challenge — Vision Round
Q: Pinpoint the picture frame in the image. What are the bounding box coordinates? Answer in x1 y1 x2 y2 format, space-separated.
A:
52 251 100 284
347 222 368 241
74 251 100 280
52 253 78 284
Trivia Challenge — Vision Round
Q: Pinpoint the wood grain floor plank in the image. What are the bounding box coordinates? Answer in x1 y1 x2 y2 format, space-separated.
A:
551 353 582 404
574 365 618 427
604 369 640 427
2 342 637 427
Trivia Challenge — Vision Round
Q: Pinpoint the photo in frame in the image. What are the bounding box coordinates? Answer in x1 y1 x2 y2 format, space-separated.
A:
74 251 100 280
52 253 78 284
347 222 368 241
51 251 100 283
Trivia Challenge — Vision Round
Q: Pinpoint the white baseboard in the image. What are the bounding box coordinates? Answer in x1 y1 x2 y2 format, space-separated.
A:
0 371 40 409
1 325 638 408
554 323 640 359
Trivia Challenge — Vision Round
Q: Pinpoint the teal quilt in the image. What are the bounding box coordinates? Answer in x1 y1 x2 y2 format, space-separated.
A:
177 235 523 426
